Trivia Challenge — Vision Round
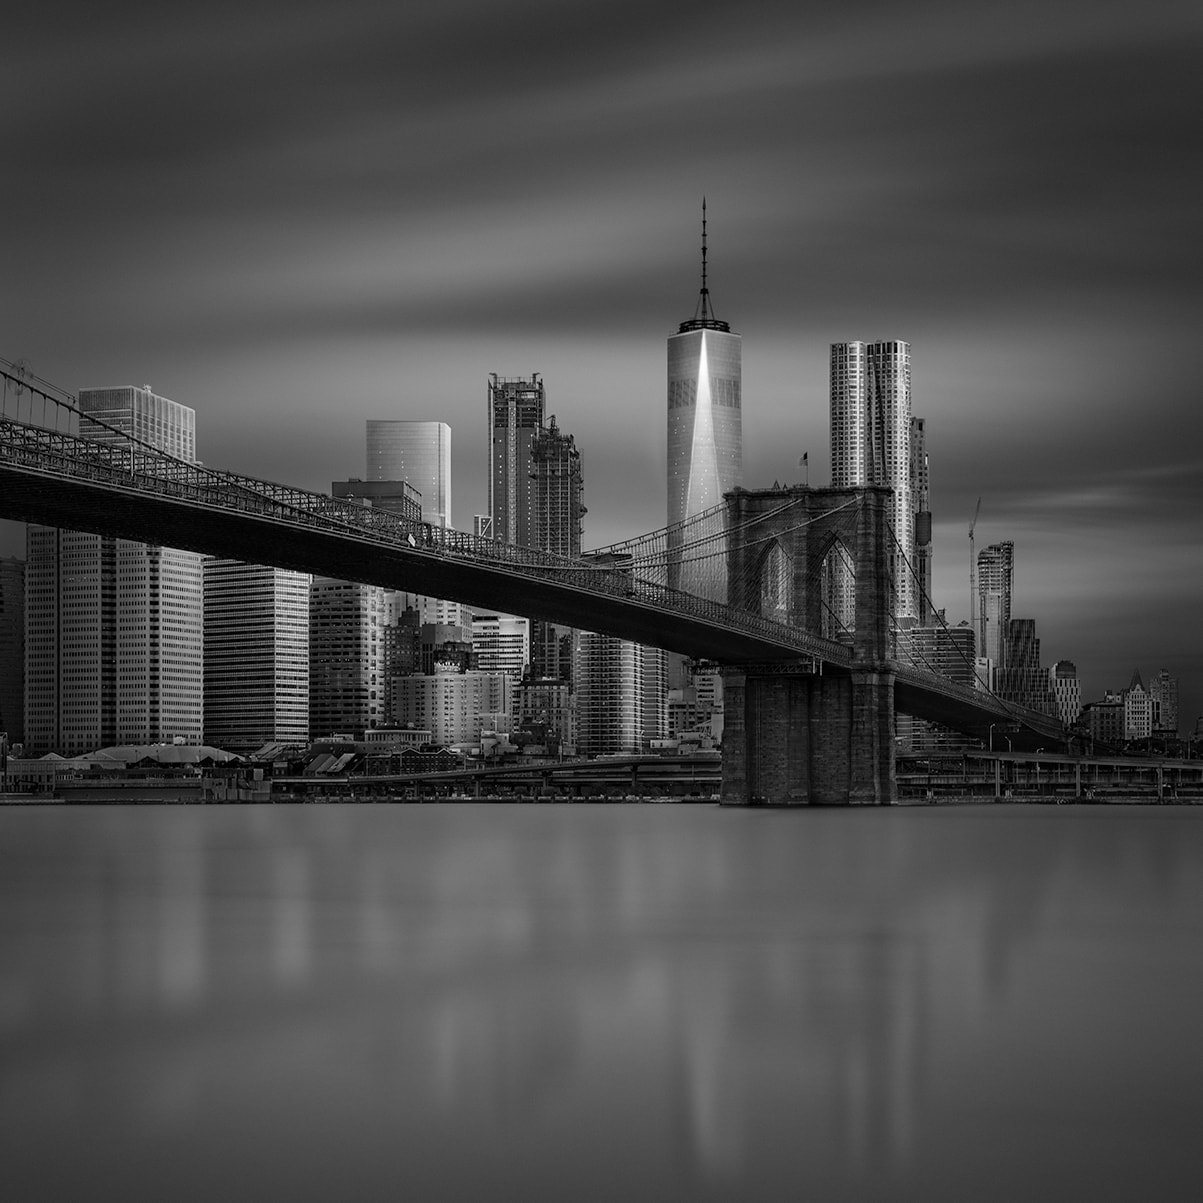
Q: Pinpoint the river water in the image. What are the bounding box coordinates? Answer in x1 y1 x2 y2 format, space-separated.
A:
2 802 1202 1201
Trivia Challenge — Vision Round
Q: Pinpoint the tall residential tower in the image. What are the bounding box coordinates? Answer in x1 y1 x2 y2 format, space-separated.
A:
977 540 1015 675
488 373 544 548
830 341 916 623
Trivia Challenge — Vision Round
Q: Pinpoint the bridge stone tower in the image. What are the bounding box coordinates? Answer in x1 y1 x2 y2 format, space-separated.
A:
722 485 897 805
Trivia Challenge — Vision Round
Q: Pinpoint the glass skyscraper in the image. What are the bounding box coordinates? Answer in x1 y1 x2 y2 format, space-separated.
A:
24 386 203 755
204 559 310 751
365 419 451 527
666 204 741 601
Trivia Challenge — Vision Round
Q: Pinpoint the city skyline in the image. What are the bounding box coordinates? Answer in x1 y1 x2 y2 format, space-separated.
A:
1 0 1199 722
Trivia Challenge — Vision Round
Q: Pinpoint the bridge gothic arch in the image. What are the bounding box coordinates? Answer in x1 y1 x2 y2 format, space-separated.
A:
756 539 793 624
723 485 896 805
814 531 856 645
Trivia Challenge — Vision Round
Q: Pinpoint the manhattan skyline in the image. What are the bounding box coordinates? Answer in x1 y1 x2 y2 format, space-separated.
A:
2 0 1200 723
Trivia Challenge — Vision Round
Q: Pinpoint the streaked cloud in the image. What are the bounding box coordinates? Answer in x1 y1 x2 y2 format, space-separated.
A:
2 0 1201 719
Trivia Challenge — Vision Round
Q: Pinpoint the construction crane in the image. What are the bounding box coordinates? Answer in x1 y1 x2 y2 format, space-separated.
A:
969 497 982 637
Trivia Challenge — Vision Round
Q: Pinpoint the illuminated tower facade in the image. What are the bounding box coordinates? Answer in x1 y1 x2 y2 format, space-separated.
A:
667 201 741 601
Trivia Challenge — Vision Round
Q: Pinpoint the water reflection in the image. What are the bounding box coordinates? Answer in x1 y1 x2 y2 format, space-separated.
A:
2 804 1202 1199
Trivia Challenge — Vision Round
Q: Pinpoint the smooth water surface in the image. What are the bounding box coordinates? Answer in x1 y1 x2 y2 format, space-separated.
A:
3 803 1202 1201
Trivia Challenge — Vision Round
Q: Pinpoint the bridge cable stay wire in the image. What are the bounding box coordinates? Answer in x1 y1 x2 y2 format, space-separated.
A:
485 495 862 585
584 493 808 562
884 520 1038 724
1 362 78 434
884 520 991 692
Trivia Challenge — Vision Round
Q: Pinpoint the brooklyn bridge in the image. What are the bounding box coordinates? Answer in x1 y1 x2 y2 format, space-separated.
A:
0 361 1067 804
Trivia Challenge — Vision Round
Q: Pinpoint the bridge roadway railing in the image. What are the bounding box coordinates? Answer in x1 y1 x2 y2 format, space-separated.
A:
0 416 851 667
893 658 1067 740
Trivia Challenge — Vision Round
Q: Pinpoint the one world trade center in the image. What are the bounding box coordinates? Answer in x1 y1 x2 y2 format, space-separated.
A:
666 200 742 601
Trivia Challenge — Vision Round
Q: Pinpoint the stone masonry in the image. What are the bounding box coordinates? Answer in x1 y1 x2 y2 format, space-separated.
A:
721 485 897 804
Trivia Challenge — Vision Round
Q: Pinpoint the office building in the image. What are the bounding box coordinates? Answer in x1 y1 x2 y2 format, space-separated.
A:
667 202 741 600
25 386 203 755
901 622 977 684
530 415 584 681
1149 669 1179 736
1050 661 1082 728
830 340 915 622
898 621 977 753
488 373 545 548
365 419 451 527
517 678 575 754
335 422 454 641
391 669 515 747
576 635 666 756
309 577 385 738
471 613 529 680
977 541 1015 673
0 557 23 745
331 478 423 520
909 416 933 624
1123 671 1154 742
1081 693 1124 746
996 618 1056 716
204 559 310 750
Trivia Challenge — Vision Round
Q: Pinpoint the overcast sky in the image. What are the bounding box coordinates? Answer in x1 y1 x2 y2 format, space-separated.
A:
3 0 1201 723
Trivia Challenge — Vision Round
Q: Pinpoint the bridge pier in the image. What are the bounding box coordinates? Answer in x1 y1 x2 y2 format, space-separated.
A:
721 666 896 805
722 484 898 806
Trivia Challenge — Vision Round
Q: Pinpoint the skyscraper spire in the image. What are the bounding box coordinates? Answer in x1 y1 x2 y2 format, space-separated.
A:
679 198 730 334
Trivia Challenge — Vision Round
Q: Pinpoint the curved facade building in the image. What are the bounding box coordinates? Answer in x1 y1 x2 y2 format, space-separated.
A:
667 205 741 601
366 419 451 528
830 340 915 623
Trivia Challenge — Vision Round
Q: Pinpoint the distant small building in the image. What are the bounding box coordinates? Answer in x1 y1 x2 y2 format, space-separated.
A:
1081 693 1124 746
392 670 515 746
1123 671 1154 742
1150 670 1179 736
1049 660 1082 728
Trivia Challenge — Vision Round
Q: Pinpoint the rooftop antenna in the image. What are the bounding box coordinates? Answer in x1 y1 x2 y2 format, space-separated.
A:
680 198 730 333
